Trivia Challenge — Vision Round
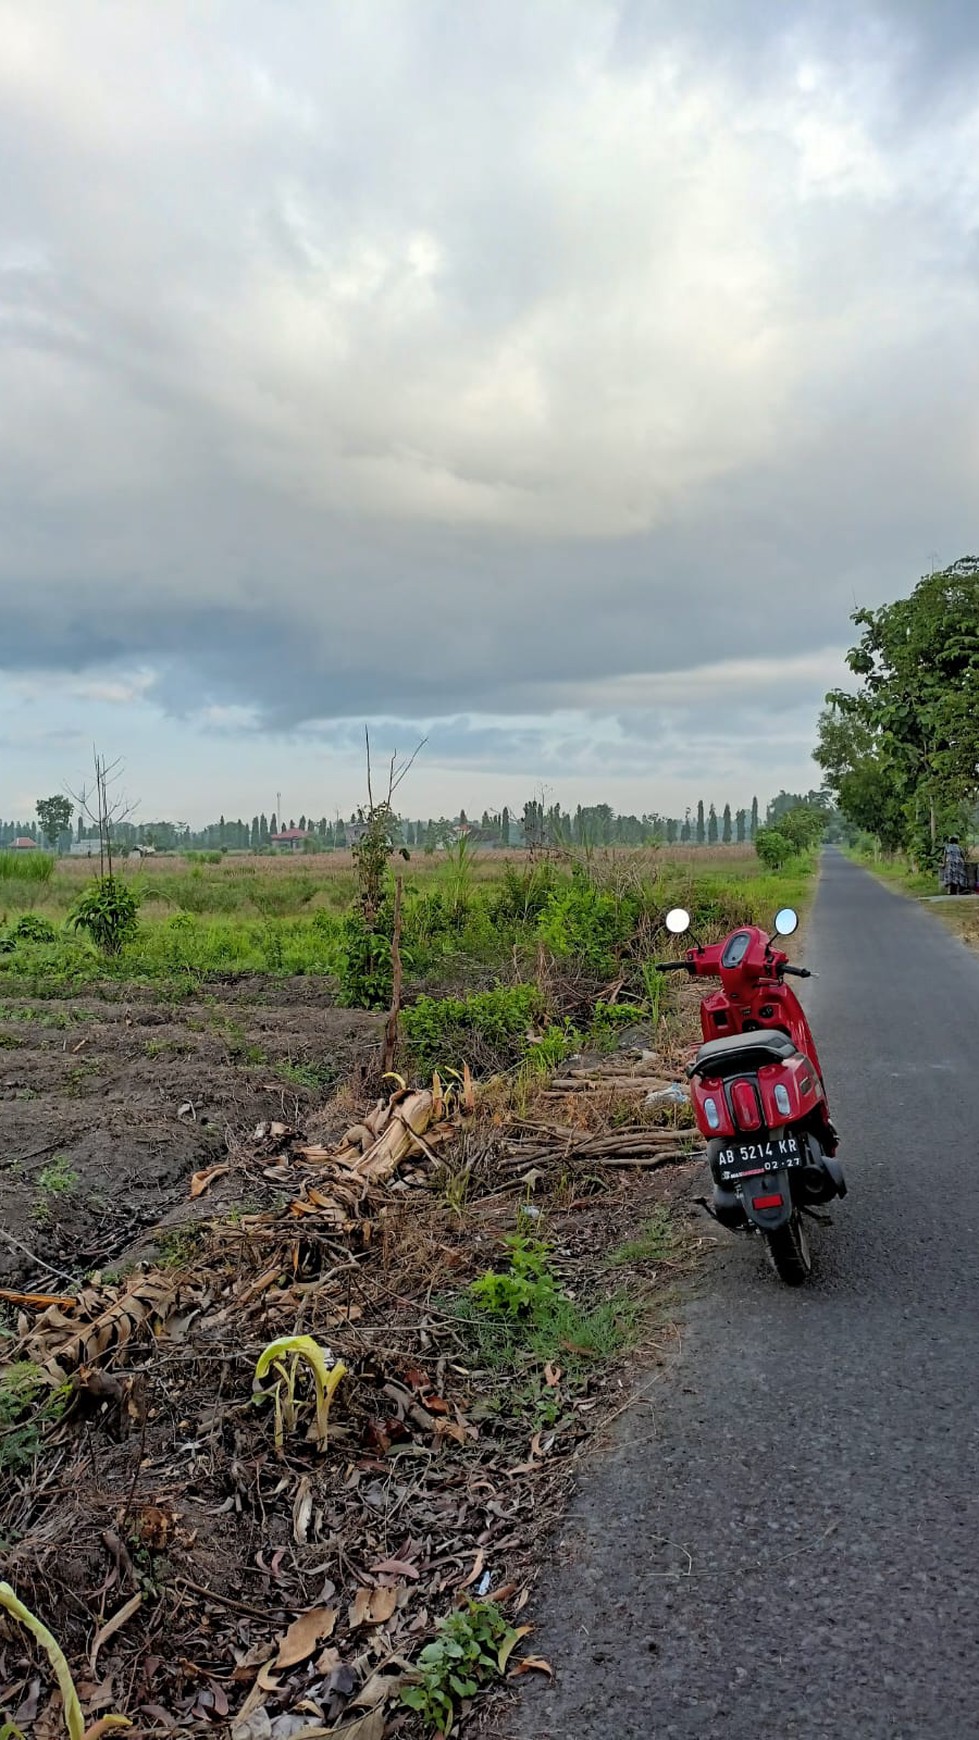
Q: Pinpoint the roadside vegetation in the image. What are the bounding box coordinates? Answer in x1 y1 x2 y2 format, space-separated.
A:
816 555 979 872
0 825 821 1737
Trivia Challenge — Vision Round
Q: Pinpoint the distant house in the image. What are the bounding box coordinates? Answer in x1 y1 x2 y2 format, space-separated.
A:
11 836 37 851
270 828 315 853
68 841 97 858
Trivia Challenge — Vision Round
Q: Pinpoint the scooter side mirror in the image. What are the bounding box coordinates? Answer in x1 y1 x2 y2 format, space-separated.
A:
773 907 798 937
665 907 691 935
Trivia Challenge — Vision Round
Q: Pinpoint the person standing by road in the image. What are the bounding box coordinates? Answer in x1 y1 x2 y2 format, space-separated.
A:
940 836 968 894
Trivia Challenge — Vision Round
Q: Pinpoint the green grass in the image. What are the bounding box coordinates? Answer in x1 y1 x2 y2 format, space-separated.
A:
0 851 54 884
844 847 937 898
609 1207 675 1268
0 847 817 1004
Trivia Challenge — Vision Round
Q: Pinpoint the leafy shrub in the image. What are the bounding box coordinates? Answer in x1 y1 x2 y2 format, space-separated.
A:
11 914 57 945
336 907 395 1009
69 876 141 955
754 828 795 870
537 867 632 971
402 983 543 1075
401 1600 521 1733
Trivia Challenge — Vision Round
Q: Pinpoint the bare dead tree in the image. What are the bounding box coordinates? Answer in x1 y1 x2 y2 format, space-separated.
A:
67 748 138 879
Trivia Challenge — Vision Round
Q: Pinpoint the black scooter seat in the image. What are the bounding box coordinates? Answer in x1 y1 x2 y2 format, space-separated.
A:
687 1030 799 1079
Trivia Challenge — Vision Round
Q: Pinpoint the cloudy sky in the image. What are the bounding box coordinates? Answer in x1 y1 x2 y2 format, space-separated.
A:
1 0 977 826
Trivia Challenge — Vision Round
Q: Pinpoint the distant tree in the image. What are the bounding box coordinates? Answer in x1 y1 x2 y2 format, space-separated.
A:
666 817 678 845
736 808 746 844
708 804 718 845
750 796 759 840
696 801 705 846
259 813 269 845
269 813 278 838
501 805 511 847
522 799 545 848
36 795 73 852
722 803 732 844
680 809 691 843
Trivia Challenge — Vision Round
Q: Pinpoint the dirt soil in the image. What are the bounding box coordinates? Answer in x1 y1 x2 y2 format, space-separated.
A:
0 978 381 1289
0 977 709 1738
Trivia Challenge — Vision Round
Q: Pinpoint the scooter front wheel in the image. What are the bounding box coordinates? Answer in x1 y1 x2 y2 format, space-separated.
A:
765 1210 812 1286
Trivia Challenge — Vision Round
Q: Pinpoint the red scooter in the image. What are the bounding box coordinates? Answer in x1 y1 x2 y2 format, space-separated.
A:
657 906 845 1285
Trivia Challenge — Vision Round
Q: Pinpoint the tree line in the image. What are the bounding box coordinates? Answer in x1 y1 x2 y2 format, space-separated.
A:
1 790 838 855
814 556 979 862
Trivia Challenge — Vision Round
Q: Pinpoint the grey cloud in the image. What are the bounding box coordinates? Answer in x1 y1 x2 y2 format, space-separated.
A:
1 0 977 792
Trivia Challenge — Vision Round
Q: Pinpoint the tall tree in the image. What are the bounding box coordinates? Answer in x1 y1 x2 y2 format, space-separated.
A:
696 800 705 846
722 803 732 844
501 805 510 847
736 808 746 844
750 796 759 840
817 557 979 858
707 803 718 844
36 795 73 852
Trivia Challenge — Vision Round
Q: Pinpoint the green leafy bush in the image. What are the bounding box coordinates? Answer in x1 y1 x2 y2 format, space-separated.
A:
537 867 632 971
69 876 141 955
10 914 57 945
401 1600 520 1733
754 828 794 870
402 983 543 1075
336 907 395 1009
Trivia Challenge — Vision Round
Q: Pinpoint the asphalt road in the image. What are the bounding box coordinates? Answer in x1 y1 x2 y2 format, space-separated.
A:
514 851 979 1740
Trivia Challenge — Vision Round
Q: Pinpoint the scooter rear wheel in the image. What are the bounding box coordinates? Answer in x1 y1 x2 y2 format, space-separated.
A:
765 1210 812 1286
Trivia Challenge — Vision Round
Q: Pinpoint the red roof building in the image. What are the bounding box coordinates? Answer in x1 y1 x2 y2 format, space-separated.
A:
270 828 314 852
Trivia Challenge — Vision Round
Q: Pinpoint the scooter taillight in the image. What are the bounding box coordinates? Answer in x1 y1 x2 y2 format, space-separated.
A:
731 1079 763 1131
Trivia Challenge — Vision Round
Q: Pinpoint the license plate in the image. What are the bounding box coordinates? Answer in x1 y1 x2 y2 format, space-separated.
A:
717 1134 804 1182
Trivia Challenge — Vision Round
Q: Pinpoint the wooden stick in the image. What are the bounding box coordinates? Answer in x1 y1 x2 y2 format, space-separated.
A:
381 873 404 1078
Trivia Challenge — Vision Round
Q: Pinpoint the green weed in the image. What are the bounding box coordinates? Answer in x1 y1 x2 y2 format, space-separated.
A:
36 1158 78 1195
401 1599 522 1734
0 1363 67 1474
459 1233 639 1377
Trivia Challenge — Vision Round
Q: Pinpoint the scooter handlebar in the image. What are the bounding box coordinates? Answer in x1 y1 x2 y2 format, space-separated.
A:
653 959 694 973
780 964 812 978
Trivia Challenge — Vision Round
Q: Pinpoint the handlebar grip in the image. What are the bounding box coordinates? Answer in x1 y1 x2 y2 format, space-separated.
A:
781 965 811 978
653 959 692 972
